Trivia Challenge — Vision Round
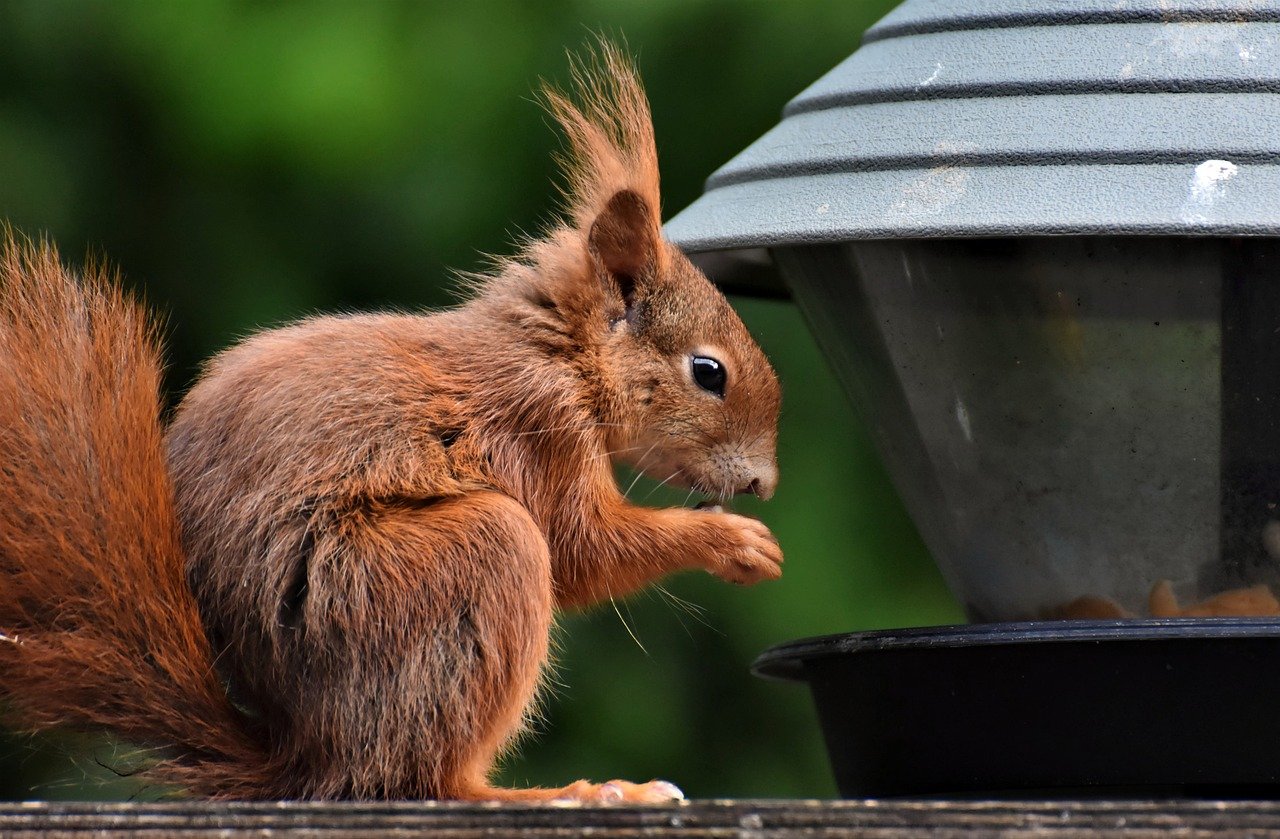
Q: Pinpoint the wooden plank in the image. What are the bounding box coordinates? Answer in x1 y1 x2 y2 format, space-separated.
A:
2 800 1280 838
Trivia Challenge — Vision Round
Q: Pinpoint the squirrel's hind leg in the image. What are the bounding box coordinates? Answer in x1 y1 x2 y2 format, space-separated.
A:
288 490 554 799
292 490 681 803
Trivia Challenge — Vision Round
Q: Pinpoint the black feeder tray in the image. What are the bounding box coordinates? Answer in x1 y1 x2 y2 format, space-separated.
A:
753 620 1280 797
665 0 1280 796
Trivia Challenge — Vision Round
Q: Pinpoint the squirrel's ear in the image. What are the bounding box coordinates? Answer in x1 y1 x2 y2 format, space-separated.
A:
588 189 657 307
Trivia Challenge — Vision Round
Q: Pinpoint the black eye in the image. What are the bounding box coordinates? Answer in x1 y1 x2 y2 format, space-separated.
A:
691 356 726 397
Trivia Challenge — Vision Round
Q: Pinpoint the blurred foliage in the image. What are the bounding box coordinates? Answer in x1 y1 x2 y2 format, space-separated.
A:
0 0 962 800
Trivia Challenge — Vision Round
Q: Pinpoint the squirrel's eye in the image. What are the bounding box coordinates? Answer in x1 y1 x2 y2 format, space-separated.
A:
691 356 726 397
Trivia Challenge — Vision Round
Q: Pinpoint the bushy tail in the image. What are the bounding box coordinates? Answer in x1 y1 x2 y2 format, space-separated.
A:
0 233 275 797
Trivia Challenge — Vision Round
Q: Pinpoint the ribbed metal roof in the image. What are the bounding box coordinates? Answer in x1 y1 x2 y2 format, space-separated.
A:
664 0 1280 293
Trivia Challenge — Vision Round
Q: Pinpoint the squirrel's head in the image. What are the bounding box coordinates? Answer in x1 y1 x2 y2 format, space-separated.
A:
497 41 780 501
587 189 780 501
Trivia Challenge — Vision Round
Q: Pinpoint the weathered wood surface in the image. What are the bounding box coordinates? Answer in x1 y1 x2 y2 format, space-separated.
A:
4 799 1280 838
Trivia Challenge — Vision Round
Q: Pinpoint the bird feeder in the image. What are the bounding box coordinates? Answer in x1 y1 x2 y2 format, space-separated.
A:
667 0 1280 796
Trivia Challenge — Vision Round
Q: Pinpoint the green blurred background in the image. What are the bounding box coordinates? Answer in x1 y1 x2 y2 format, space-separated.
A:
0 0 962 800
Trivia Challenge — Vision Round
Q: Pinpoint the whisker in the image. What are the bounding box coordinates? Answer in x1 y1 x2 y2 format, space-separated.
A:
645 586 693 640
650 584 721 637
665 426 720 450
610 596 649 656
507 420 629 438
653 583 709 619
621 439 662 500
622 470 646 500
640 469 682 503
590 443 644 461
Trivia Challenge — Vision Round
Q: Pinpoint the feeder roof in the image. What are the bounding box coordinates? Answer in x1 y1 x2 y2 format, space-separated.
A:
664 0 1280 294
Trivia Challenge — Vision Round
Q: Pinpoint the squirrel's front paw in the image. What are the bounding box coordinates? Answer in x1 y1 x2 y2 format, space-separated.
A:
704 512 783 585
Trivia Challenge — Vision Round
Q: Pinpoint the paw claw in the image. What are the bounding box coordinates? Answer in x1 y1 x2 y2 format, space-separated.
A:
650 781 684 801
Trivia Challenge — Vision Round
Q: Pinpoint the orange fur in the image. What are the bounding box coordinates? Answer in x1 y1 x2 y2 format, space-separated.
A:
0 44 781 800
0 234 278 796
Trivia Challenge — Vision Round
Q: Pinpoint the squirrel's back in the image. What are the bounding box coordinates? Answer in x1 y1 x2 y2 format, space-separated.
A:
168 311 488 727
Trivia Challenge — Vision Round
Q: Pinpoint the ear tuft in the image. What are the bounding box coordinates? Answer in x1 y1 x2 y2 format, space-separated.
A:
588 189 655 304
542 40 665 271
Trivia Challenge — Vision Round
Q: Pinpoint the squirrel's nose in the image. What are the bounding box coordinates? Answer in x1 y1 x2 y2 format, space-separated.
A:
738 464 777 501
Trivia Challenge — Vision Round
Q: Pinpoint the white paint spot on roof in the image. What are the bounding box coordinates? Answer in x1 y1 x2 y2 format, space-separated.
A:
917 63 942 88
888 165 969 219
1181 159 1238 223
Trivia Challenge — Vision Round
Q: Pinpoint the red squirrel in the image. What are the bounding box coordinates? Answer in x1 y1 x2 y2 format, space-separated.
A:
0 45 782 801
